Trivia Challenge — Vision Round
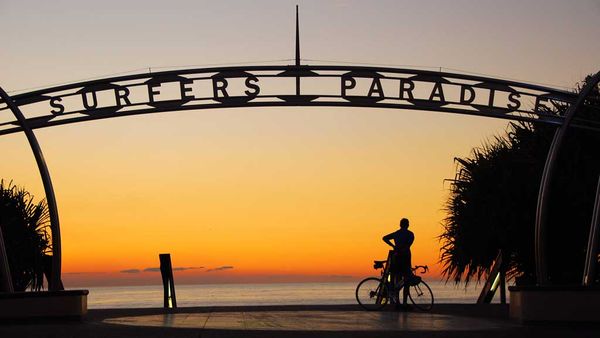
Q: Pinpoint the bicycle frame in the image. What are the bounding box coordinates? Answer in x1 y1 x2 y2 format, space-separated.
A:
376 251 429 303
376 251 400 304
356 251 433 311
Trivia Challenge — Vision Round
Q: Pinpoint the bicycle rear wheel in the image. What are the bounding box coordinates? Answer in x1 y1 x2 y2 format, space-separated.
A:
408 280 434 311
355 277 389 311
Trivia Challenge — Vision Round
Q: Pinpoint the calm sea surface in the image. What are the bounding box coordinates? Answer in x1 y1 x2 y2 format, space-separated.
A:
86 280 496 309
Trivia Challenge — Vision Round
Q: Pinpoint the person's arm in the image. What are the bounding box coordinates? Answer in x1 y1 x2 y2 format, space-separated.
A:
382 232 396 249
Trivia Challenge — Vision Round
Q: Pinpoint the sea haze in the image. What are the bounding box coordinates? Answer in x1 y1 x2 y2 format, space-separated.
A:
85 281 498 309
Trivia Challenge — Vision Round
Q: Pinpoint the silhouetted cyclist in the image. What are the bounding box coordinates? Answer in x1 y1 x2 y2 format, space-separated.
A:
382 218 414 310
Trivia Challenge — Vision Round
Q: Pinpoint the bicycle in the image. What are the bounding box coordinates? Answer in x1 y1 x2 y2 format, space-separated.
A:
355 250 434 311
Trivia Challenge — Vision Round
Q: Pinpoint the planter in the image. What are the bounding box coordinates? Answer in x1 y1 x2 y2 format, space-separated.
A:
0 290 88 320
509 285 600 322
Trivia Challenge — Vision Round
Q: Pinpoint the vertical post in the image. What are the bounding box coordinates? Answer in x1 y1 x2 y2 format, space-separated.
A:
295 5 300 67
499 269 506 304
159 253 177 309
583 176 600 286
0 86 62 291
535 71 600 285
0 226 14 292
295 5 301 96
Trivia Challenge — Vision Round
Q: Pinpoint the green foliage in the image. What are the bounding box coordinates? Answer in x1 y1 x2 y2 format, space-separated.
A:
440 76 600 286
0 180 51 291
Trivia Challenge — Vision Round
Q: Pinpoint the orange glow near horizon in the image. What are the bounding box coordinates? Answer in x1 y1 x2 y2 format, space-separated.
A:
1 107 508 286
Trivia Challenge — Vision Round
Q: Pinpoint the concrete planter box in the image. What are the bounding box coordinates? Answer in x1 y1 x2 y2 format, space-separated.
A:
509 285 600 322
0 290 88 320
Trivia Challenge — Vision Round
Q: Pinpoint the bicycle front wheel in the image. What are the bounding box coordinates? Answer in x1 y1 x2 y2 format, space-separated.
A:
408 280 434 311
355 277 389 311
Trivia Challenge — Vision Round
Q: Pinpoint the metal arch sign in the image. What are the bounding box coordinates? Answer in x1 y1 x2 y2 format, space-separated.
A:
0 5 598 292
0 65 587 136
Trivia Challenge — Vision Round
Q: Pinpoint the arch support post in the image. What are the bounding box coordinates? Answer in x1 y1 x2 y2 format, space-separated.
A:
535 71 600 285
0 225 14 292
0 86 63 291
583 176 600 286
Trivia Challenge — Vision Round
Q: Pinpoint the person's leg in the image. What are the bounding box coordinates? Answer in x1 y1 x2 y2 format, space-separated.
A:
402 252 412 306
390 253 400 303
402 275 410 305
392 273 399 304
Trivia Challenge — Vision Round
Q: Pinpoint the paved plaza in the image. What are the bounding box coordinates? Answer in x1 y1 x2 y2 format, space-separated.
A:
103 310 515 331
1 305 599 338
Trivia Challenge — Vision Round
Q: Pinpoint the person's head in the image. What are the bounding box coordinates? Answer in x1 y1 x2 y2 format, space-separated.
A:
399 218 409 229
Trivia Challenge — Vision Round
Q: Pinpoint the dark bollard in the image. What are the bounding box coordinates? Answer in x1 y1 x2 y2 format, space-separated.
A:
159 254 177 309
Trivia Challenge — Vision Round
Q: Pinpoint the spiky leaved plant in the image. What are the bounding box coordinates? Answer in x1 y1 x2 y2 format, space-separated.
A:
439 123 551 285
440 75 600 286
0 180 51 291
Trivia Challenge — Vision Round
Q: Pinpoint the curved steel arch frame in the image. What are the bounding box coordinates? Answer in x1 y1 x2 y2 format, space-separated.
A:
0 64 598 287
535 71 600 285
0 86 62 291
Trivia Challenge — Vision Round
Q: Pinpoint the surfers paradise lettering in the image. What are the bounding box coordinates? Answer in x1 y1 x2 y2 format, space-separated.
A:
0 66 576 135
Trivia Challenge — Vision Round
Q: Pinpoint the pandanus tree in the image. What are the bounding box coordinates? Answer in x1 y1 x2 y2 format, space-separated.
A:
440 76 600 286
0 180 51 291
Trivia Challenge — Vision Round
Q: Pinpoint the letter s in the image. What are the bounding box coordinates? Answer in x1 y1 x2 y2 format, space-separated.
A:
245 76 260 97
50 97 64 114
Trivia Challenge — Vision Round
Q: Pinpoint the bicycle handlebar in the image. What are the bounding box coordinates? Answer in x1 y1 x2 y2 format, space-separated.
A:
372 255 429 274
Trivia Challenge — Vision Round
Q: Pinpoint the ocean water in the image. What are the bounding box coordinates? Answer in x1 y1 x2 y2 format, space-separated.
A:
86 280 495 309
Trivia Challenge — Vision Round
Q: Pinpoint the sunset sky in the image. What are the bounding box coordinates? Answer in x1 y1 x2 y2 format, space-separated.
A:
1 0 599 287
